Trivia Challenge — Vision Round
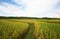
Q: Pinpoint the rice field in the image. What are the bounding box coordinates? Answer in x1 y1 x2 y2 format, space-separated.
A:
0 19 60 39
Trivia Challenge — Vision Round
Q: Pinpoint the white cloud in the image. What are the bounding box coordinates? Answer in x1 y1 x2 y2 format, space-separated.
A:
0 0 60 17
14 0 60 17
0 3 25 16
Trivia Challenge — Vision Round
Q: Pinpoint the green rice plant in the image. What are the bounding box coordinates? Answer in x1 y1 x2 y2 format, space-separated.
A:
35 22 60 39
0 19 28 39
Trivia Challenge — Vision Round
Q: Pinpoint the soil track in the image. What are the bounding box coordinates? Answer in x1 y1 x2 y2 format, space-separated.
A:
17 21 35 39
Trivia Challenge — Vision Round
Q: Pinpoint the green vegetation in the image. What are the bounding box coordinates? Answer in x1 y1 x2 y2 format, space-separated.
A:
0 18 60 39
0 19 28 39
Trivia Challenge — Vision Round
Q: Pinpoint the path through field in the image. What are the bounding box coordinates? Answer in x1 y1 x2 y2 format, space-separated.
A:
24 23 35 39
17 20 39 39
16 21 35 39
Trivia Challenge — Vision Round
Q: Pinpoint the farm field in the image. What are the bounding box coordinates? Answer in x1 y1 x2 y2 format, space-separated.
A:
0 19 60 39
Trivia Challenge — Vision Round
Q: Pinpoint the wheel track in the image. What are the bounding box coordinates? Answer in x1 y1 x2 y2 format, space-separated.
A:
16 21 35 39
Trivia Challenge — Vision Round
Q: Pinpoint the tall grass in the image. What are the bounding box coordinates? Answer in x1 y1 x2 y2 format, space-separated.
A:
0 19 28 39
34 22 60 39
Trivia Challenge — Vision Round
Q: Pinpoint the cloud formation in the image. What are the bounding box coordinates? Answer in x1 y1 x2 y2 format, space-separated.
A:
0 0 60 18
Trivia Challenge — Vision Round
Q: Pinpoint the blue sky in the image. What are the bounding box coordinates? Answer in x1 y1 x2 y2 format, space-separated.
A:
0 0 21 6
0 0 60 18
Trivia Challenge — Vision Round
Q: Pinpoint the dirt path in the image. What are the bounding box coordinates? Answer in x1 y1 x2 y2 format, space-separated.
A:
17 22 35 39
24 23 35 39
